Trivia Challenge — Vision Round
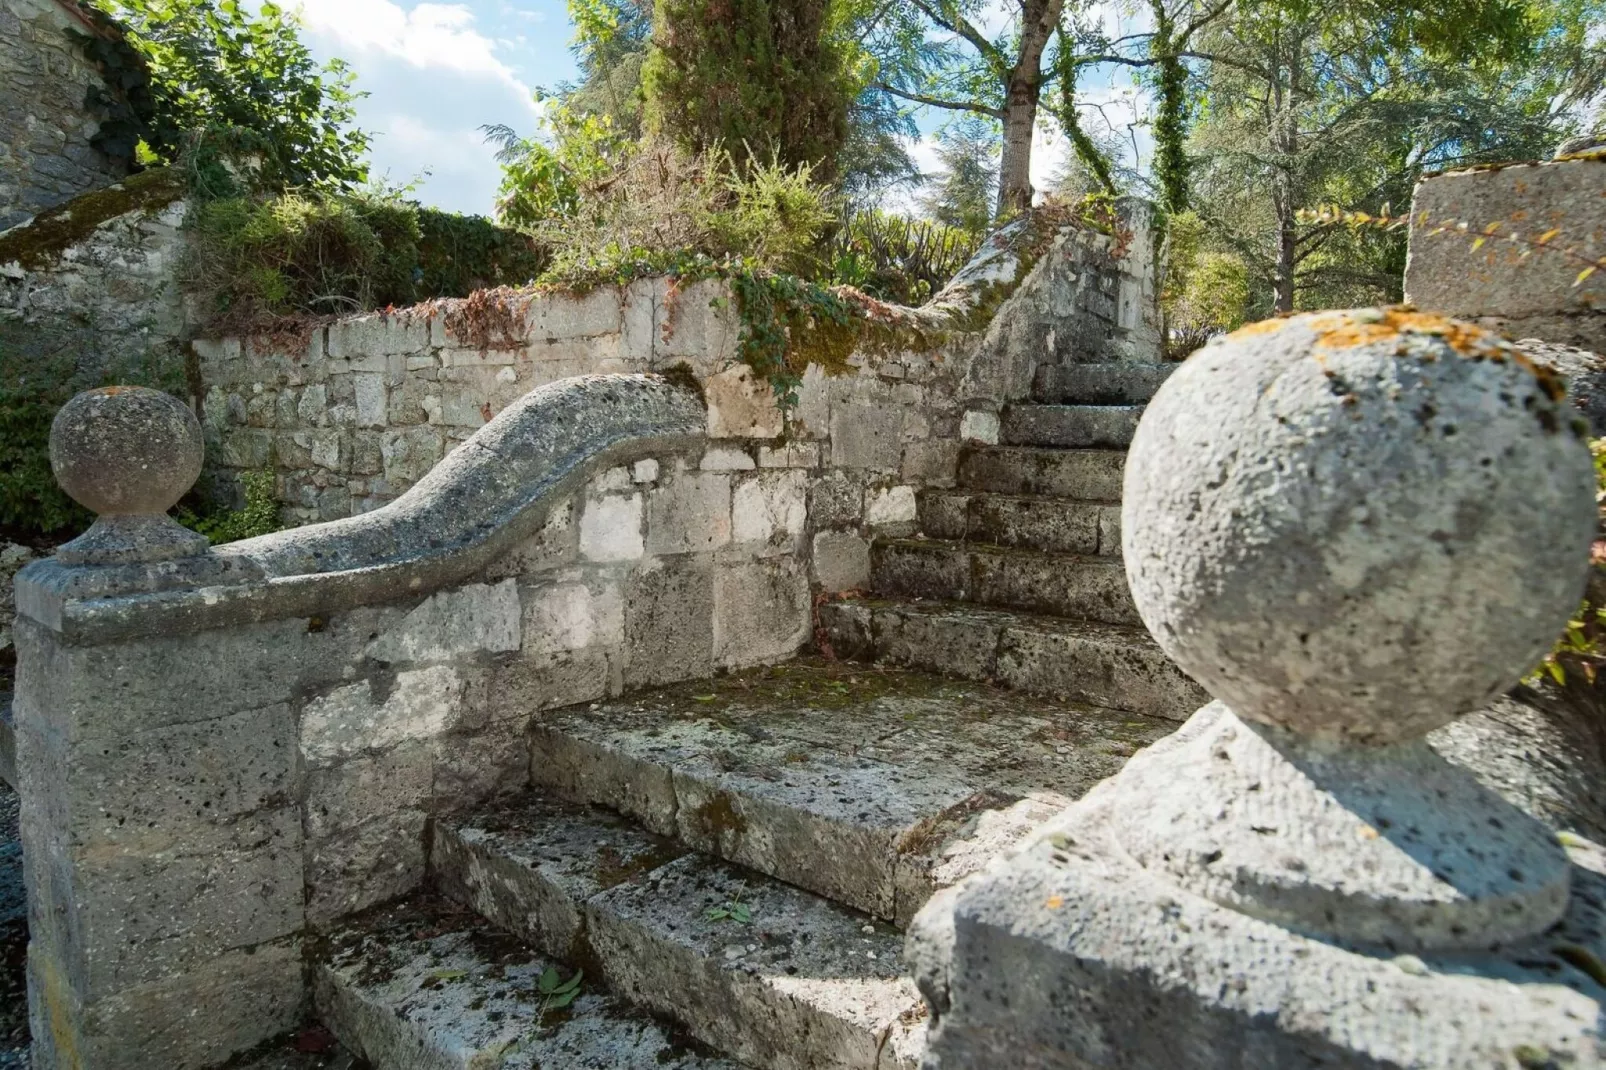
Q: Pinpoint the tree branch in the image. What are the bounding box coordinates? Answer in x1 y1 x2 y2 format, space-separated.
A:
909 0 1009 76
876 83 1005 118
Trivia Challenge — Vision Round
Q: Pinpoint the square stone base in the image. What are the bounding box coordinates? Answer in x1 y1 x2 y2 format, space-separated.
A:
911 790 1606 1069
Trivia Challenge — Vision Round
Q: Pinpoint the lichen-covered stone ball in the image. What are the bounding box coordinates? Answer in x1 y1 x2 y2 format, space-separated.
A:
1123 308 1597 744
50 386 203 516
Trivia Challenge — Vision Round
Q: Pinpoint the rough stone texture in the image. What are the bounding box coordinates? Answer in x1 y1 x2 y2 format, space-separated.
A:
0 171 189 393
812 530 871 592
436 797 925 1070
918 492 1120 555
0 702 13 791
0 0 131 230
1406 158 1606 351
1 783 23 1068
1125 310 1596 743
1518 336 1606 436
872 539 1139 625
816 599 1207 720
956 445 1125 500
1001 403 1144 449
1032 362 1177 404
910 784 1606 1070
315 896 742 1070
528 658 1171 925
0 542 38 659
49 386 209 564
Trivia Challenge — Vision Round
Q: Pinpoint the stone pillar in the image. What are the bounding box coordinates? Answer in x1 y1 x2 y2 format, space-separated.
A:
908 309 1606 1068
15 387 304 1070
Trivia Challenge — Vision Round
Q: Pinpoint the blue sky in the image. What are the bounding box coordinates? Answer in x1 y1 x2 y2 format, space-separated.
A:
288 0 1152 216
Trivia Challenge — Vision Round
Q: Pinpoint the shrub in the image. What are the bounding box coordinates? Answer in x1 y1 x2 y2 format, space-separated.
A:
823 209 982 305
184 185 547 330
174 470 282 544
507 137 836 285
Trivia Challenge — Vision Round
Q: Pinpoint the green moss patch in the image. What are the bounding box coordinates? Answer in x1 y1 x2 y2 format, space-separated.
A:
0 169 185 271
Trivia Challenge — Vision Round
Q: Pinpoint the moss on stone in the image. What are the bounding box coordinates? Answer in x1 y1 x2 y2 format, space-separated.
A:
0 168 185 271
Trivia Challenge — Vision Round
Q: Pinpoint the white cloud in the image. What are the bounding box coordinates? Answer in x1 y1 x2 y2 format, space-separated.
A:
288 0 544 214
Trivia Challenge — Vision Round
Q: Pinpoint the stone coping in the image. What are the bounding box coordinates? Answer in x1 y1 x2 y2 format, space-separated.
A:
16 374 706 644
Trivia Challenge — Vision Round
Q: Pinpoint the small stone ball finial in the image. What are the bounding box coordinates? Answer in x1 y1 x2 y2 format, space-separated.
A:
51 386 204 516
1123 308 1597 745
49 387 209 565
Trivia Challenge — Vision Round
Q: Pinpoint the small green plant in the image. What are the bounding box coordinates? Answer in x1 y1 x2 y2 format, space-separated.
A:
174 470 282 545
535 965 584 1014
705 886 753 924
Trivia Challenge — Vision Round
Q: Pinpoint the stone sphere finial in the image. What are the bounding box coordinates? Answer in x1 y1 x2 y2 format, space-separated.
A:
1123 307 1597 745
50 386 209 565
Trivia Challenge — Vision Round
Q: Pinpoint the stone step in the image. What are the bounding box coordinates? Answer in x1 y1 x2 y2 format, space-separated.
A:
526 659 1169 926
871 538 1139 625
956 446 1125 500
1032 363 1177 405
433 796 925 1070
314 895 744 1070
919 491 1121 555
1001 404 1144 448
817 598 1207 721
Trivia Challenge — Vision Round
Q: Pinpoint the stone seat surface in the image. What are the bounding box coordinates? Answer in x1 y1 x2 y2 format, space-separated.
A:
918 489 1122 554
871 537 1140 624
433 796 927 1070
315 895 746 1070
816 598 1206 719
1001 403 1145 448
526 658 1171 925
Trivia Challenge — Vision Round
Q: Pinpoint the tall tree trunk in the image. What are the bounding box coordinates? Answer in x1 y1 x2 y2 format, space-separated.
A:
1150 1 1190 216
998 78 1039 215
995 0 1065 216
1270 30 1299 313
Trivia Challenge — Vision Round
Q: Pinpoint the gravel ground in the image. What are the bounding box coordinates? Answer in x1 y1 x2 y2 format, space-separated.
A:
1 783 25 1068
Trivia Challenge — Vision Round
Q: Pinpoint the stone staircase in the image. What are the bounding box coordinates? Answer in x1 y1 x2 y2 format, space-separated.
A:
309 362 1206 1070
819 362 1207 720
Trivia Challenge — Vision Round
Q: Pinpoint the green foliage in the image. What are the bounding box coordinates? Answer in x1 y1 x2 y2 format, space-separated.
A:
0 385 87 537
92 0 370 190
824 209 983 305
641 0 856 180
486 104 633 232
185 186 546 328
173 470 282 545
1530 440 1606 687
505 133 836 283
729 268 856 406
919 117 999 237
1160 211 1251 357
536 966 584 1015
0 344 184 538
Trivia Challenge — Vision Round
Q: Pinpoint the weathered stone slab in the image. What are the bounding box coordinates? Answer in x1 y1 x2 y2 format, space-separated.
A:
956 446 1125 500
1406 158 1606 351
0 700 13 791
315 897 740 1070
588 854 925 1070
1001 403 1144 449
1032 362 1176 404
435 797 924 1069
815 599 1206 719
872 539 1140 624
712 559 810 669
918 491 1119 555
528 660 1171 922
910 784 1606 1070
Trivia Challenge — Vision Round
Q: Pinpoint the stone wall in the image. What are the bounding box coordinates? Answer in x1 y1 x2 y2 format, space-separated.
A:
0 169 189 389
0 0 131 232
1406 156 1606 352
195 207 1158 525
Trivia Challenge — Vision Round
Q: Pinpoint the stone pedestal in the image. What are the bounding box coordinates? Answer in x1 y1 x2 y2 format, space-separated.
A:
17 388 304 1069
909 309 1606 1069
